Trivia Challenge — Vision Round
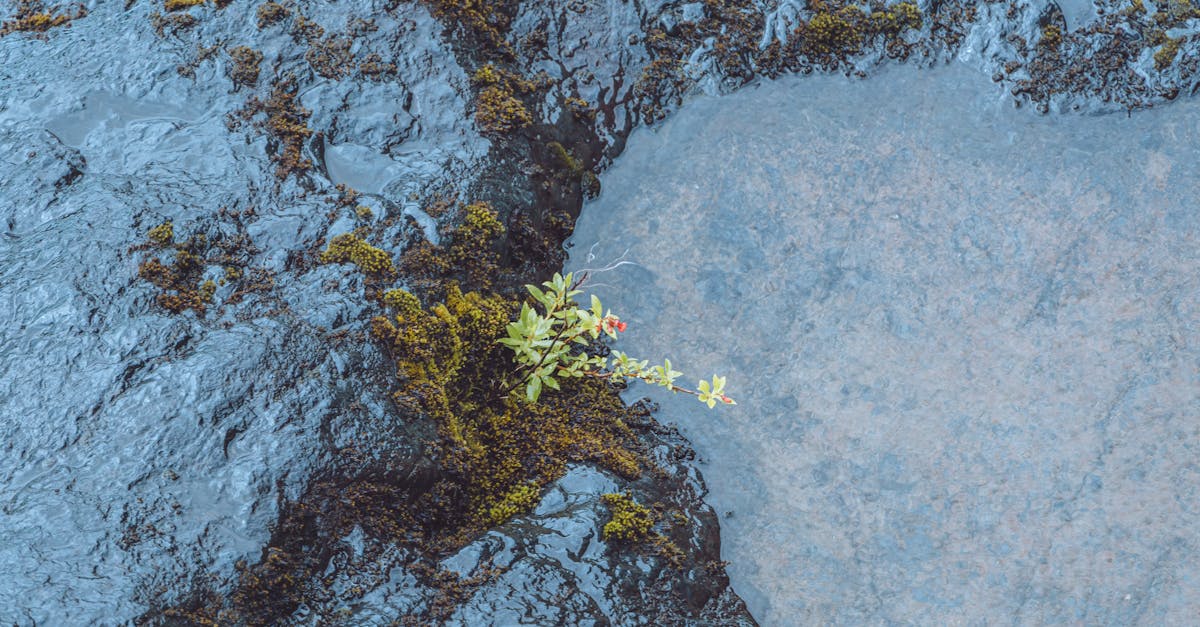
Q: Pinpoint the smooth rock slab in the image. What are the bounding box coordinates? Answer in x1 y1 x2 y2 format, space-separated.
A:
568 63 1200 624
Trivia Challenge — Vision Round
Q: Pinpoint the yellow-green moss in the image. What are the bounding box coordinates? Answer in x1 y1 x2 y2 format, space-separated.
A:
1153 0 1200 26
1155 36 1184 69
485 482 541 524
139 247 213 315
0 1 86 37
234 76 313 180
451 202 504 287
869 2 923 36
136 222 254 316
319 233 395 276
164 0 206 11
198 279 217 303
475 85 532 134
803 7 866 56
355 205 374 220
1039 24 1062 49
255 1 289 28
228 46 263 89
399 200 505 294
600 493 654 542
148 222 174 247
382 288 422 317
370 284 643 534
457 202 504 248
547 141 583 177
425 0 513 55
471 64 536 134
472 64 503 86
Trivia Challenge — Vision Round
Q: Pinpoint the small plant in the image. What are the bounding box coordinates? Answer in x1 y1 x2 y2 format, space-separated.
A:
499 272 735 407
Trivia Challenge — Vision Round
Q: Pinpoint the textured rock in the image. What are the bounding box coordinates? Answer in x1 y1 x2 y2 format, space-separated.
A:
0 0 747 623
8 0 1200 622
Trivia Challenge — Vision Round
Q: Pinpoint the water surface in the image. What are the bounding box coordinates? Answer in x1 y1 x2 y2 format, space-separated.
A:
568 63 1200 624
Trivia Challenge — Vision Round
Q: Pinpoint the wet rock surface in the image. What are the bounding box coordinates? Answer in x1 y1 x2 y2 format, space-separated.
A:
1 0 745 624
4 0 1200 623
569 63 1200 624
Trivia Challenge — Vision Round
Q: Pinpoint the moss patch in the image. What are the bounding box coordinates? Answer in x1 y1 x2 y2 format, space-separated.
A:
164 0 205 12
0 1 86 38
235 75 315 181
319 232 396 276
1039 24 1063 50
370 284 644 538
601 493 654 542
471 64 536 134
400 200 505 293
424 0 516 57
255 1 289 28
227 46 263 89
134 215 263 317
1155 36 1184 69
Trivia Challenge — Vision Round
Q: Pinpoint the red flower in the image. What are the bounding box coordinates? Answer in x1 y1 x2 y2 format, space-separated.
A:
616 321 627 332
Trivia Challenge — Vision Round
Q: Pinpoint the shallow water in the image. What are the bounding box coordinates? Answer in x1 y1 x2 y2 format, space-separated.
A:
568 63 1200 624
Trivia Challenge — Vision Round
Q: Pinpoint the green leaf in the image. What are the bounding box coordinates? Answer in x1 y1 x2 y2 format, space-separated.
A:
711 375 726 395
526 284 547 305
527 376 542 402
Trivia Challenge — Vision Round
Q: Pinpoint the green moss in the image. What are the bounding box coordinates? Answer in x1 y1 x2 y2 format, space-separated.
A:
475 85 532 134
164 0 206 11
319 233 395 276
148 222 174 247
472 64 503 86
0 1 86 37
471 64 535 134
1153 0 1200 26
228 46 263 89
382 288 422 317
255 1 289 28
1155 36 1184 69
1039 24 1063 49
198 279 217 303
802 7 865 57
234 76 314 180
485 482 541 524
547 141 583 177
139 246 212 315
869 2 923 36
136 221 255 316
370 283 643 535
425 0 514 56
456 202 505 249
399 200 506 295
600 493 654 542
